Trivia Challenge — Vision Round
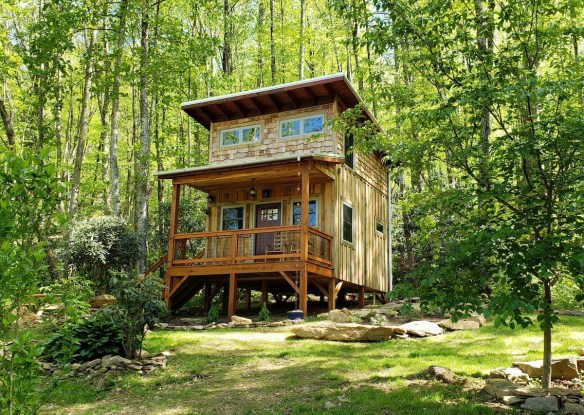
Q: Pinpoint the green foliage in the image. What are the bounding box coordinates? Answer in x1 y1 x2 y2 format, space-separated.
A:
42 313 124 364
206 305 220 324
66 216 139 294
0 149 65 414
258 302 270 322
107 272 168 359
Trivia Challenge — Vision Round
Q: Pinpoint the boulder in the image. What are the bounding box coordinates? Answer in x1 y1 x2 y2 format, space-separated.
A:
398 321 443 337
485 378 521 399
328 309 352 323
291 321 393 342
489 367 530 385
564 403 584 415
351 309 375 319
578 347 584 357
438 319 481 331
89 294 116 308
316 312 329 318
513 357 579 380
378 302 421 315
521 396 559 412
230 315 252 325
578 357 584 372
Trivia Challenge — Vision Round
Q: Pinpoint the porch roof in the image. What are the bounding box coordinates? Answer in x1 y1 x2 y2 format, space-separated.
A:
155 153 343 193
181 73 380 131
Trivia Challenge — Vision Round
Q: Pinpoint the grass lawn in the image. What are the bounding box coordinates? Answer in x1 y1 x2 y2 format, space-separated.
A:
43 316 584 415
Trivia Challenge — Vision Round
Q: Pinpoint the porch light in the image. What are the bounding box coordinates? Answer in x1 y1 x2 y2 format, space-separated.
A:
207 195 215 203
262 189 271 199
249 179 257 198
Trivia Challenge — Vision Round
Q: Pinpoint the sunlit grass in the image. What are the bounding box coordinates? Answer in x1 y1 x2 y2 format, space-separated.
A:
42 316 584 415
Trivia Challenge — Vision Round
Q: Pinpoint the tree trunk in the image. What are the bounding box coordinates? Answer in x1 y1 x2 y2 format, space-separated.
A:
269 0 276 83
136 1 150 274
298 0 305 80
222 0 232 75
256 0 265 87
0 93 15 147
109 0 129 218
68 29 97 219
542 279 552 391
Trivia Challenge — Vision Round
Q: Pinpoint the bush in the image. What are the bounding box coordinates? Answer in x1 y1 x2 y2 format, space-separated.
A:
206 305 220 324
66 216 139 294
42 313 124 364
107 272 167 358
258 303 270 322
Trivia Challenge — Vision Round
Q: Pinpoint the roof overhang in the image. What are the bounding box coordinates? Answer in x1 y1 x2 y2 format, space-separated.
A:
181 73 380 131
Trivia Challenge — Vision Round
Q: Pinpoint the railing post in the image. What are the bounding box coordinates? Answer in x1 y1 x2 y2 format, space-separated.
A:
231 231 238 264
300 165 310 261
168 183 180 267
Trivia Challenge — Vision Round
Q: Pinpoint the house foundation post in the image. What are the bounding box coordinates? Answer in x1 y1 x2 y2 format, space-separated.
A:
245 289 251 311
261 280 268 305
228 273 237 320
328 278 336 311
299 270 308 315
358 286 365 308
204 282 212 313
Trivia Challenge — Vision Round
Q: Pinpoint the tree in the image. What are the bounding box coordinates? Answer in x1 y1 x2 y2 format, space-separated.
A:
359 0 584 390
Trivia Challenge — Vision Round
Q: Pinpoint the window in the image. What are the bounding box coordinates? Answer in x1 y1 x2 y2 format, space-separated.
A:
342 202 353 243
376 221 385 236
291 200 317 227
221 206 245 230
344 133 354 169
220 125 261 146
279 114 324 138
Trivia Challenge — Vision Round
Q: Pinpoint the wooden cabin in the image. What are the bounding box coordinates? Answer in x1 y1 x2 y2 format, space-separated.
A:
154 73 391 318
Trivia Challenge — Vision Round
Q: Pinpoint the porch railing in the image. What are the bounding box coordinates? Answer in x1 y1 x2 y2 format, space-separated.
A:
170 225 332 267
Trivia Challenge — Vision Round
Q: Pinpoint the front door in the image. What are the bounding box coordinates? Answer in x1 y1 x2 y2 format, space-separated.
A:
255 203 282 255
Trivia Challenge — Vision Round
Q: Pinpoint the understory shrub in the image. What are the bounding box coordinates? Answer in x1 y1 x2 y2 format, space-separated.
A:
206 305 220 324
258 303 270 322
42 313 124 363
66 216 139 294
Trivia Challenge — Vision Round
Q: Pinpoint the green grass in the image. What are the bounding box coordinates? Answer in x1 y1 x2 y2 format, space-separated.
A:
42 316 584 415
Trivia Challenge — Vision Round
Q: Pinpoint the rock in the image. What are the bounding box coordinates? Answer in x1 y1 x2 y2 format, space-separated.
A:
154 322 168 329
489 367 530 385
317 312 329 318
230 315 252 324
16 306 38 326
485 378 521 398
89 294 116 308
378 302 421 315
387 326 407 335
578 347 584 357
427 365 463 384
203 323 216 329
521 396 559 412
324 401 336 409
513 357 579 380
127 363 143 371
564 403 584 415
398 321 443 337
351 309 375 319
468 313 487 326
291 321 393 342
578 357 584 372
438 319 481 331
268 321 284 327
502 396 525 405
328 309 352 323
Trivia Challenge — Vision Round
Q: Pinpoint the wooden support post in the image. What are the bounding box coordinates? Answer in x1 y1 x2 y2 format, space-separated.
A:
328 278 336 311
245 289 251 311
299 270 308 315
222 283 229 315
358 286 365 309
168 183 180 267
300 165 310 261
204 282 212 313
228 273 237 320
261 280 268 305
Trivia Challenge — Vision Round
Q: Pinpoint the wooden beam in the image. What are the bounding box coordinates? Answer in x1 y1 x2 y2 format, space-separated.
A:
168 276 188 298
358 285 365 309
278 271 300 295
248 97 262 112
299 270 308 314
335 281 344 295
261 280 268 305
228 273 237 320
311 279 328 297
300 166 310 261
328 278 336 311
231 100 247 117
168 184 180 266
284 91 298 109
264 94 280 112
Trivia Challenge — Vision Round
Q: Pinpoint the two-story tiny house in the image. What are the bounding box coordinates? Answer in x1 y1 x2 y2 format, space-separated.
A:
155 73 390 318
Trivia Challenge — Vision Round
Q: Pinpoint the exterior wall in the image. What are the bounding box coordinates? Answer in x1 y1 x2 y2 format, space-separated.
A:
206 181 334 235
209 104 337 164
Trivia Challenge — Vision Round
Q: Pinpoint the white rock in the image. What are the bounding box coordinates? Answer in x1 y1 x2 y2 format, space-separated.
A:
398 321 443 336
292 321 394 342
231 315 252 325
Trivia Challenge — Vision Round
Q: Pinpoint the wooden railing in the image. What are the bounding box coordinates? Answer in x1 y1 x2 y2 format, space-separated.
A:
169 225 332 268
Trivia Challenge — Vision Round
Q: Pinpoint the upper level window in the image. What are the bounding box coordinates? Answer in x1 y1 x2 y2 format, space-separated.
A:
291 200 317 227
342 202 353 243
344 133 354 169
221 206 245 230
376 220 385 236
220 125 261 147
279 114 324 139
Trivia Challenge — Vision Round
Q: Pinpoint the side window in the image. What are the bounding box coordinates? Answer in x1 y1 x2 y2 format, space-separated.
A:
291 200 317 227
375 220 385 236
342 202 353 243
221 206 245 230
220 125 261 146
279 114 324 139
344 133 354 169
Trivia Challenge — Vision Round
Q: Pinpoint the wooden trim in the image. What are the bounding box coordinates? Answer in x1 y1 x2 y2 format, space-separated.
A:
174 225 301 240
279 271 300 295
167 261 308 277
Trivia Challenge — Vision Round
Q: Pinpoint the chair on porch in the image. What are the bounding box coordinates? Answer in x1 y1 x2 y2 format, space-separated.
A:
265 233 287 260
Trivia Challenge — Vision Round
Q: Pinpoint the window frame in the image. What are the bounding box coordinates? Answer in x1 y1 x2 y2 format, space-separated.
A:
220 205 246 230
278 114 325 139
375 219 385 237
290 199 318 228
342 201 353 244
219 124 262 147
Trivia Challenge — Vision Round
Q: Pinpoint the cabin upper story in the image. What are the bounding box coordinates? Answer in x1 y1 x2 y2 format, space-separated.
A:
180 73 387 188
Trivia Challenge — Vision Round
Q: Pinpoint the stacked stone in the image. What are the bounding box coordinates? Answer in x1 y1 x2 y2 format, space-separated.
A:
158 318 304 331
41 352 169 378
